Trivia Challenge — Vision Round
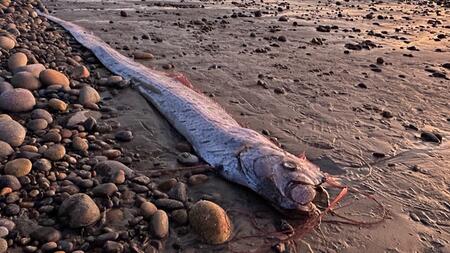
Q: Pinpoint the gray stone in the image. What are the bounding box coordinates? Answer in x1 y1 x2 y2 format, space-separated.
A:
11 71 41 90
58 193 100 228
0 175 21 190
0 140 13 158
30 226 61 242
0 119 26 146
0 88 36 112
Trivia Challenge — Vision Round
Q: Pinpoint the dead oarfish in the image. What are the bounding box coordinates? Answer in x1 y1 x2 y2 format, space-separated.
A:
41 12 326 215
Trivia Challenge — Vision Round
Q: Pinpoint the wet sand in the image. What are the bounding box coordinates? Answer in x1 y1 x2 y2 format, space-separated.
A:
44 0 450 252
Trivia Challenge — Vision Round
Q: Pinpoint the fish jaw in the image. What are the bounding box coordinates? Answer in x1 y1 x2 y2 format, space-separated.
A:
238 144 325 215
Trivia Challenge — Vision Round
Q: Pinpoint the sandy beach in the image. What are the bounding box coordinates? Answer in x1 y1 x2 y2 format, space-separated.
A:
0 0 448 252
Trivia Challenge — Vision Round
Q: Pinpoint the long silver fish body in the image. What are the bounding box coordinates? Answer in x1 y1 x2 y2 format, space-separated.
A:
41 12 325 214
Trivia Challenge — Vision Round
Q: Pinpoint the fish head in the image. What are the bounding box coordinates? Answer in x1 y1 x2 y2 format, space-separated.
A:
240 145 325 215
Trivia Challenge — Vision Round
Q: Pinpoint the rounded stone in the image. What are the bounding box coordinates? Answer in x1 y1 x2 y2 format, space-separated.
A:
189 200 232 244
79 86 100 105
94 160 133 184
11 71 41 90
0 36 15 50
14 64 45 77
27 118 48 131
48 98 67 112
4 158 32 177
115 131 133 142
92 183 118 197
0 219 15 232
39 69 70 87
177 152 199 165
104 241 123 253
42 131 62 143
44 144 66 161
0 140 13 158
171 209 188 225
72 65 90 79
0 175 21 190
140 201 157 219
4 204 20 216
0 119 26 146
0 82 13 94
0 238 7 253
31 109 53 124
150 210 169 239
188 174 209 186
30 226 61 242
58 193 101 228
33 158 52 172
8 52 27 71
0 88 35 112
72 136 88 152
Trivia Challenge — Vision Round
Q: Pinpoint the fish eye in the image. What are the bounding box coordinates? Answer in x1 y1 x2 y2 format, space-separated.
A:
282 161 297 170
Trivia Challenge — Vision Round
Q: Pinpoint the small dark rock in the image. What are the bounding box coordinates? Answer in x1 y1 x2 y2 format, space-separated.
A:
421 132 441 143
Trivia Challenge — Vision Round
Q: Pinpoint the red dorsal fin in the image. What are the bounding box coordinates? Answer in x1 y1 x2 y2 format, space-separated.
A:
297 151 306 160
166 72 195 89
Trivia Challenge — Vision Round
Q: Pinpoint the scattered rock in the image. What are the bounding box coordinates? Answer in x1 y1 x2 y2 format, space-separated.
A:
0 88 36 112
8 52 27 71
151 210 169 239
39 69 70 87
95 160 133 184
14 64 46 77
168 182 188 202
11 71 41 90
177 152 199 165
66 110 101 128
27 118 48 131
0 36 15 50
48 98 68 112
92 183 118 197
171 209 188 225
0 219 15 232
133 51 154 60
4 158 32 177
141 201 157 219
30 226 61 243
154 199 184 210
44 144 66 161
72 136 88 152
0 119 26 146
0 227 8 238
31 109 53 124
0 141 13 158
58 193 101 228
189 200 232 244
421 132 441 143
0 238 7 253
71 65 90 79
0 82 13 94
115 130 133 142
79 86 100 105
188 174 209 185
0 175 21 191
104 241 124 253
33 158 52 172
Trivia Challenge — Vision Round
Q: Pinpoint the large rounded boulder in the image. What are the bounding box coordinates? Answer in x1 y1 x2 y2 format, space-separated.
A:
58 193 101 228
0 119 26 147
0 88 35 112
189 200 232 244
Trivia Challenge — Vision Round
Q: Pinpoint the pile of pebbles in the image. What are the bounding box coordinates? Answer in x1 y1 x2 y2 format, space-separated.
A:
0 0 231 252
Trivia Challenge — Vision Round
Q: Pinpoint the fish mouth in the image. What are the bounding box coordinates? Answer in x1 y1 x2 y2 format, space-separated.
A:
274 202 319 219
286 181 317 206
